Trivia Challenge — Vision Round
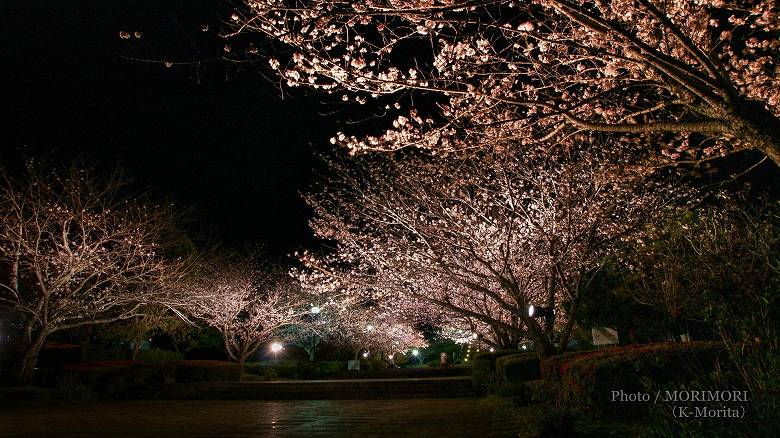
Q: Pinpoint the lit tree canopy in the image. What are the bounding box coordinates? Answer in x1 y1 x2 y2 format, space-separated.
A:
180 258 308 367
235 0 780 165
0 161 187 382
300 145 691 355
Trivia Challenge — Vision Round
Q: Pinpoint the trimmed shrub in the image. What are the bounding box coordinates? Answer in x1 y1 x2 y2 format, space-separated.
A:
175 360 241 382
96 364 165 397
496 353 540 382
245 360 303 380
537 406 577 437
494 379 555 405
316 361 346 376
136 349 182 365
472 349 520 391
542 341 723 419
55 373 97 402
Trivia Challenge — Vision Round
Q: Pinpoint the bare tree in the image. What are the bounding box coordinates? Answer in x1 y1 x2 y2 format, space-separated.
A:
0 160 186 382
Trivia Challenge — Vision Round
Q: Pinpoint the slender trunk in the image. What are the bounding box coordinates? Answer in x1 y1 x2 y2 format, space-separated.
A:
131 335 143 360
16 329 48 384
80 326 93 363
238 355 247 381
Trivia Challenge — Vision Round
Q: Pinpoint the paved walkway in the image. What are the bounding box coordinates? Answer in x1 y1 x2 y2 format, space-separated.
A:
0 399 523 437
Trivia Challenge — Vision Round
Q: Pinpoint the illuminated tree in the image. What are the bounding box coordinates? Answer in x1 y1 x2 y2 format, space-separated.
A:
325 301 427 360
0 161 186 382
301 145 690 356
278 304 335 361
235 0 779 166
180 259 307 369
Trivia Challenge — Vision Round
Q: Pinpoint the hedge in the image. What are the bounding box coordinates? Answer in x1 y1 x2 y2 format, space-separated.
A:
541 341 723 419
175 360 242 382
495 353 540 383
471 349 521 390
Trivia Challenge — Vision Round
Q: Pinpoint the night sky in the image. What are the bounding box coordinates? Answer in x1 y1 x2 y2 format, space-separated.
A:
1 0 336 254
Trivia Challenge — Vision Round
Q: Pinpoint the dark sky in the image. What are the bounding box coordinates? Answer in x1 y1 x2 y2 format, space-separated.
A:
1 0 335 254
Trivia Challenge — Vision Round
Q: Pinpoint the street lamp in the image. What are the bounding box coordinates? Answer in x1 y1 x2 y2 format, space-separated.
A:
411 349 419 356
362 352 369 358
271 342 283 353
366 324 374 331
527 305 554 318
310 305 321 315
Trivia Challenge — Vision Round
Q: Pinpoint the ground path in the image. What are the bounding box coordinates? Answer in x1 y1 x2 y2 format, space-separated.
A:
0 398 524 437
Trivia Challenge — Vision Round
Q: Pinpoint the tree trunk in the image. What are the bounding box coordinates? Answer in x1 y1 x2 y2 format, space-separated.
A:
80 326 93 363
131 335 143 360
733 101 780 166
16 330 48 384
238 355 247 381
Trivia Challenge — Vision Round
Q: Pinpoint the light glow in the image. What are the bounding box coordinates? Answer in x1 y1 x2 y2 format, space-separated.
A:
271 342 283 353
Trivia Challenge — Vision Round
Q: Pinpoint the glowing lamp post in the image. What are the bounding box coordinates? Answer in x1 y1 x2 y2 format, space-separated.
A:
310 305 321 315
270 342 283 364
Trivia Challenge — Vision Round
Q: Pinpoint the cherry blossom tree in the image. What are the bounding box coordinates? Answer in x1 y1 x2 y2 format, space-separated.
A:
180 258 308 370
233 0 779 166
300 145 691 356
324 301 427 360
278 304 335 361
0 161 187 382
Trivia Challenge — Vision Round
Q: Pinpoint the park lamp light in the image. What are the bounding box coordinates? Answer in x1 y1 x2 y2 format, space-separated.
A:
310 305 321 315
411 349 419 357
527 304 554 318
362 352 369 358
271 342 283 353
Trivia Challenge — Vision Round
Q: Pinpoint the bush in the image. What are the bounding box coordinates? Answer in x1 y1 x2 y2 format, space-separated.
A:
245 360 301 380
496 353 540 382
542 341 723 419
0 385 55 408
96 364 165 397
472 349 520 391
494 379 555 406
316 361 345 376
136 349 182 365
55 373 97 402
175 360 241 382
537 406 577 438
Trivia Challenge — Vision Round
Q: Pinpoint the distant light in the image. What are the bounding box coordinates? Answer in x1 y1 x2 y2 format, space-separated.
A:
522 345 528 350
472 333 478 339
362 352 369 358
489 348 495 352
528 305 535 317
310 306 321 314
412 349 419 356
366 324 374 331
464 358 468 362
271 342 283 353
388 354 393 360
